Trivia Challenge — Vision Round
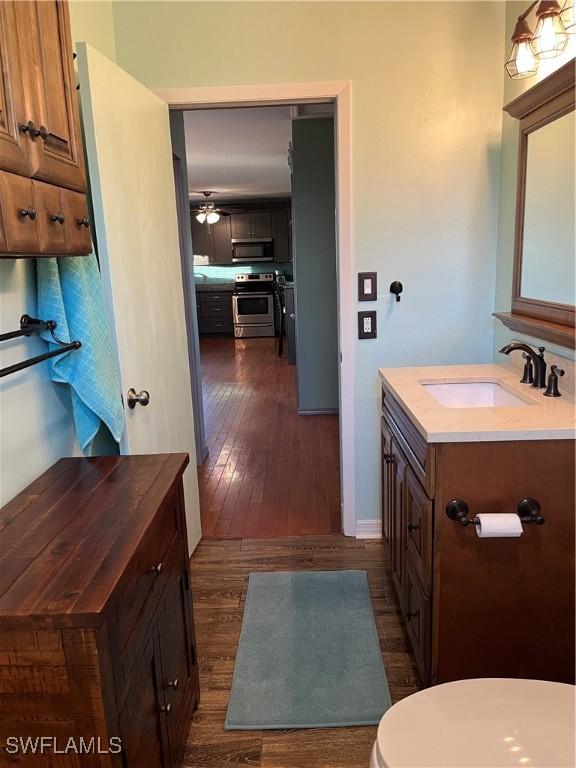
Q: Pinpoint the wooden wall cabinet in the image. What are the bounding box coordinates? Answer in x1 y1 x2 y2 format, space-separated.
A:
230 211 272 239
381 386 575 686
0 0 91 257
0 454 200 767
190 215 232 264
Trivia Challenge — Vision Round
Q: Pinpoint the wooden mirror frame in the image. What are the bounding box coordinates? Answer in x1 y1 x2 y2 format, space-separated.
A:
494 59 576 349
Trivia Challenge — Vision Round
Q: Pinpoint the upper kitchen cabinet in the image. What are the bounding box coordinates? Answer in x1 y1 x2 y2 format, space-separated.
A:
191 214 232 264
231 211 272 239
0 0 90 257
272 210 291 262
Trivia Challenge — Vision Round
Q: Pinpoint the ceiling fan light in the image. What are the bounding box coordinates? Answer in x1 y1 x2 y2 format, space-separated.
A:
531 1 568 58
206 210 220 224
196 211 207 224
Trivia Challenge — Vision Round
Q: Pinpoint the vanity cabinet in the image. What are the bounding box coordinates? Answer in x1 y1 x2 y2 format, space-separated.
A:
0 454 200 767
0 0 91 257
381 384 575 687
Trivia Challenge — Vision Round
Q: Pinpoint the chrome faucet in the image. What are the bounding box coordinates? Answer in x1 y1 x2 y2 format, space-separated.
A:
499 342 547 389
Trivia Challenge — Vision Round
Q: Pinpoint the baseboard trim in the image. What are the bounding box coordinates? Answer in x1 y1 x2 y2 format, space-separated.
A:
298 409 339 416
356 519 382 539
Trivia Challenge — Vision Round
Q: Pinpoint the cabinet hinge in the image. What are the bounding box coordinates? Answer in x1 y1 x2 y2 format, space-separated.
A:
184 568 190 592
190 644 196 666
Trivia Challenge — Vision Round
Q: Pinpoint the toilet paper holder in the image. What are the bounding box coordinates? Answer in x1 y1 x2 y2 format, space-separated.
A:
446 498 545 527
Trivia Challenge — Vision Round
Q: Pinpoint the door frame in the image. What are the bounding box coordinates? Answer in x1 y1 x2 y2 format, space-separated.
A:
156 81 355 537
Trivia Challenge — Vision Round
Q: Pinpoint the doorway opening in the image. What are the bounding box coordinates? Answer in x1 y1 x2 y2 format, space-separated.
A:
164 81 354 539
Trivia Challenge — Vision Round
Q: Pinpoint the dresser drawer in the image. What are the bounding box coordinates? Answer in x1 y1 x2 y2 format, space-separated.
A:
109 491 179 694
382 387 436 497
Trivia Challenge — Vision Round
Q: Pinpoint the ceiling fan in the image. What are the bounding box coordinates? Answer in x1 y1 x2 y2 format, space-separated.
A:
191 191 231 224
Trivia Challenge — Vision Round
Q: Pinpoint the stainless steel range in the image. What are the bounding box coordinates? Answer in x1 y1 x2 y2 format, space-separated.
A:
232 273 275 338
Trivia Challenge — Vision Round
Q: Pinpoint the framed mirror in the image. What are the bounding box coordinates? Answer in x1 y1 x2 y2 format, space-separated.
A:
497 60 575 348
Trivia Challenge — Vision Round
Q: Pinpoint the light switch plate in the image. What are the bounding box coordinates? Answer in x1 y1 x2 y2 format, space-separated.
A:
358 272 377 301
358 310 377 339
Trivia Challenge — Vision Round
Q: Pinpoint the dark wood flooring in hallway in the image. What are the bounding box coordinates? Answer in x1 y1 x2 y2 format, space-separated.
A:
198 337 341 538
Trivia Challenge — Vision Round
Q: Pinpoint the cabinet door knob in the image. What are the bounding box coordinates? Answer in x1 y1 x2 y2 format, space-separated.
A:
38 125 52 141
50 213 65 224
76 217 90 228
383 454 395 464
159 703 172 715
150 561 163 575
166 678 179 690
19 120 40 139
407 610 419 620
19 207 36 221
407 522 420 531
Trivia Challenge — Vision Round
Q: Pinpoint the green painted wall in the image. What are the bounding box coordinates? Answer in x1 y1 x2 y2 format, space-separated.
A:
69 1 117 61
493 2 576 361
108 0 506 525
292 117 338 413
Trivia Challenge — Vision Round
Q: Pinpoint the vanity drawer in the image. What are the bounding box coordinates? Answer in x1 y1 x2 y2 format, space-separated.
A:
382 387 435 497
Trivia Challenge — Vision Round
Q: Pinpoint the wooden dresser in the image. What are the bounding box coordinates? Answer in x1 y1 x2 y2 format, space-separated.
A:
0 454 199 767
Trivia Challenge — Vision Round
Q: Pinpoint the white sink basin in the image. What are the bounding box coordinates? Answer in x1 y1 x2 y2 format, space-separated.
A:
421 380 533 408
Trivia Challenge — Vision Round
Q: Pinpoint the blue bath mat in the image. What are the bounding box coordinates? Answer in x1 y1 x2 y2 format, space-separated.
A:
225 570 391 729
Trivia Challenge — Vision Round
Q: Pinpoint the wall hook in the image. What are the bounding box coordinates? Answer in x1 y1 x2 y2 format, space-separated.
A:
390 281 403 302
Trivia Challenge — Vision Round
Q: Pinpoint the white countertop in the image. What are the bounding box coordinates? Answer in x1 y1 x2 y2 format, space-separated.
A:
378 364 576 442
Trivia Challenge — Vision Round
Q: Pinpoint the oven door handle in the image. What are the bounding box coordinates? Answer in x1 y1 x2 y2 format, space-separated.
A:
234 292 273 298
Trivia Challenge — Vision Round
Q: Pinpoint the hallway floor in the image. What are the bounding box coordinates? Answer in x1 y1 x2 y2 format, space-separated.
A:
184 536 420 768
198 337 341 538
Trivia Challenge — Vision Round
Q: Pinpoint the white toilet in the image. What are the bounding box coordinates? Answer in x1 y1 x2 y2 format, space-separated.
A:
369 678 575 768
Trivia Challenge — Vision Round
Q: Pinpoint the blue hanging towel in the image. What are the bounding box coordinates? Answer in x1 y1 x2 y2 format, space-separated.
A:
37 254 125 454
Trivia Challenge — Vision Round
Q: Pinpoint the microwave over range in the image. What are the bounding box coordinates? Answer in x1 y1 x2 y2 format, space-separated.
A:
232 238 274 263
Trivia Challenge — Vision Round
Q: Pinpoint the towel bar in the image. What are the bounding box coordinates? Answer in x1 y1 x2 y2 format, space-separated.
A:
0 315 81 378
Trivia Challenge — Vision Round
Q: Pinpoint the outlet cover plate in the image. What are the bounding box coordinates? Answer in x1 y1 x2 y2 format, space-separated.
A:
358 310 377 339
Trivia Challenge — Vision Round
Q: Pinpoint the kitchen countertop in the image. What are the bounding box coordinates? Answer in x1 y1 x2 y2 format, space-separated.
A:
378 364 576 443
195 281 235 292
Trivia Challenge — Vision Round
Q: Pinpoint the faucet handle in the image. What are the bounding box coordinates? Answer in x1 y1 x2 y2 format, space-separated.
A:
543 365 565 398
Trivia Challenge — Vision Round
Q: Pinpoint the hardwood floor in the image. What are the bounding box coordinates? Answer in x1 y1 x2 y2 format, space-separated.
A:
184 536 421 768
198 337 341 538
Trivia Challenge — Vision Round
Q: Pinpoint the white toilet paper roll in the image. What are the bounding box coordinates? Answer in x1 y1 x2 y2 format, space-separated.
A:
475 513 523 538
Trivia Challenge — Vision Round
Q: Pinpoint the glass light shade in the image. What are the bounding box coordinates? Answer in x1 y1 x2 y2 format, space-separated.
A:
206 210 220 224
531 11 568 58
195 211 207 224
561 1 575 31
506 40 539 78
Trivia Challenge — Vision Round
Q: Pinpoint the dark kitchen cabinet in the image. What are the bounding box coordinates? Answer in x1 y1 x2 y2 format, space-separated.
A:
272 210 291 261
197 290 233 335
231 211 272 239
191 215 232 264
210 217 232 263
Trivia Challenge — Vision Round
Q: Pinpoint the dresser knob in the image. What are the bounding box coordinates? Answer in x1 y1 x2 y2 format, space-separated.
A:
166 678 179 690
76 217 90 228
159 703 172 715
406 610 419 620
150 562 163 575
50 213 65 224
407 522 420 531
19 207 36 220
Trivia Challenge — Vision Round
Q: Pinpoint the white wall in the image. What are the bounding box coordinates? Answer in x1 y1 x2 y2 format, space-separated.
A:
0 4 117 505
111 1 506 525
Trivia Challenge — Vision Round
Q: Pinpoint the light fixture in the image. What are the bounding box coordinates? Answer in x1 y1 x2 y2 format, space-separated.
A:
561 0 576 32
531 0 568 58
506 6 540 78
194 191 221 225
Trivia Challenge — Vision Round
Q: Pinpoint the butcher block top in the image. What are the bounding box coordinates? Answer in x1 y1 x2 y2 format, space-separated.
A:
0 453 189 629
